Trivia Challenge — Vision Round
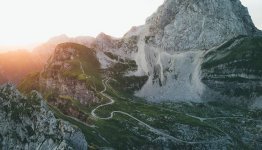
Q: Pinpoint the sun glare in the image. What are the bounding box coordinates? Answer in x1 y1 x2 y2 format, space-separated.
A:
0 0 164 49
0 0 261 50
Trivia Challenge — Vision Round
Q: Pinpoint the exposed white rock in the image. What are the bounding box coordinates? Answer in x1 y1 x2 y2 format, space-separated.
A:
95 32 139 61
130 0 260 102
143 0 258 52
136 50 205 102
96 51 113 69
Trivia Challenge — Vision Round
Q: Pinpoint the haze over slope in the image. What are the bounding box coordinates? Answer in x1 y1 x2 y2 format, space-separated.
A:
0 50 44 84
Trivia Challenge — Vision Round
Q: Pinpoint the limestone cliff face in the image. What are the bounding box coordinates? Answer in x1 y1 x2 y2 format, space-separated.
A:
143 0 259 52
0 84 88 150
126 0 261 102
95 32 139 60
135 0 258 72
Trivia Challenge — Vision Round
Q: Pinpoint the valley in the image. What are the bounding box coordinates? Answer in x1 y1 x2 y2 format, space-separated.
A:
52 73 262 149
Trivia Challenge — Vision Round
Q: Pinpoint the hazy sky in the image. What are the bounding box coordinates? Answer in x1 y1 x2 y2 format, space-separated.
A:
0 0 261 50
241 0 262 29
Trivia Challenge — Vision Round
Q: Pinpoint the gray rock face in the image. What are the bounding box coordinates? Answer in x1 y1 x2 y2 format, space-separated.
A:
144 0 259 52
95 32 139 60
134 0 259 72
91 0 262 103
85 0 261 102
0 84 88 150
126 0 261 102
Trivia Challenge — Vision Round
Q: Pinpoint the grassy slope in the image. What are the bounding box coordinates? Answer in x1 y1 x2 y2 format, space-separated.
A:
202 36 262 97
202 36 262 75
66 76 262 149
18 72 40 93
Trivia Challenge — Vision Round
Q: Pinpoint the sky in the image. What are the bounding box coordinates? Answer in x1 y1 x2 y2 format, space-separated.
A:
0 0 261 50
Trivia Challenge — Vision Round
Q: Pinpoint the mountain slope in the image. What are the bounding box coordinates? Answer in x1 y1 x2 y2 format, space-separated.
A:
130 0 261 102
202 36 262 103
81 0 262 102
19 43 104 123
0 84 88 149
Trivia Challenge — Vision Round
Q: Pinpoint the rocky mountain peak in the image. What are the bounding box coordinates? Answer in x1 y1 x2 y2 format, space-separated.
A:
38 43 100 121
130 0 262 101
46 42 98 70
51 43 80 61
143 0 259 52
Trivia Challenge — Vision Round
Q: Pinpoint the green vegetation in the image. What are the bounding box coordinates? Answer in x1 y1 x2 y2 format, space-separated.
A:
0 86 41 123
18 72 40 93
60 77 261 149
106 60 148 94
202 36 262 97
203 36 262 73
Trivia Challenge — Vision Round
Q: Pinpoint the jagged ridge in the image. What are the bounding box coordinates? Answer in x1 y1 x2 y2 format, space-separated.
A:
0 84 88 149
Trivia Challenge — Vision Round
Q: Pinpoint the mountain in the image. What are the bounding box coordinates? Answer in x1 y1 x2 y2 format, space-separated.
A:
16 0 262 149
90 0 262 104
0 35 95 85
33 35 96 63
20 43 103 123
131 0 261 102
19 42 262 149
0 84 88 149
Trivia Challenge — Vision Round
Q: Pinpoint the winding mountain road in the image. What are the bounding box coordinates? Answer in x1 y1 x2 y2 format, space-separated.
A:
78 61 261 145
79 61 230 144
90 78 229 144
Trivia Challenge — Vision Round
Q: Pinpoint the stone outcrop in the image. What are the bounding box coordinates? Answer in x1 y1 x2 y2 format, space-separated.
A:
0 84 88 150
40 43 99 106
143 0 259 52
